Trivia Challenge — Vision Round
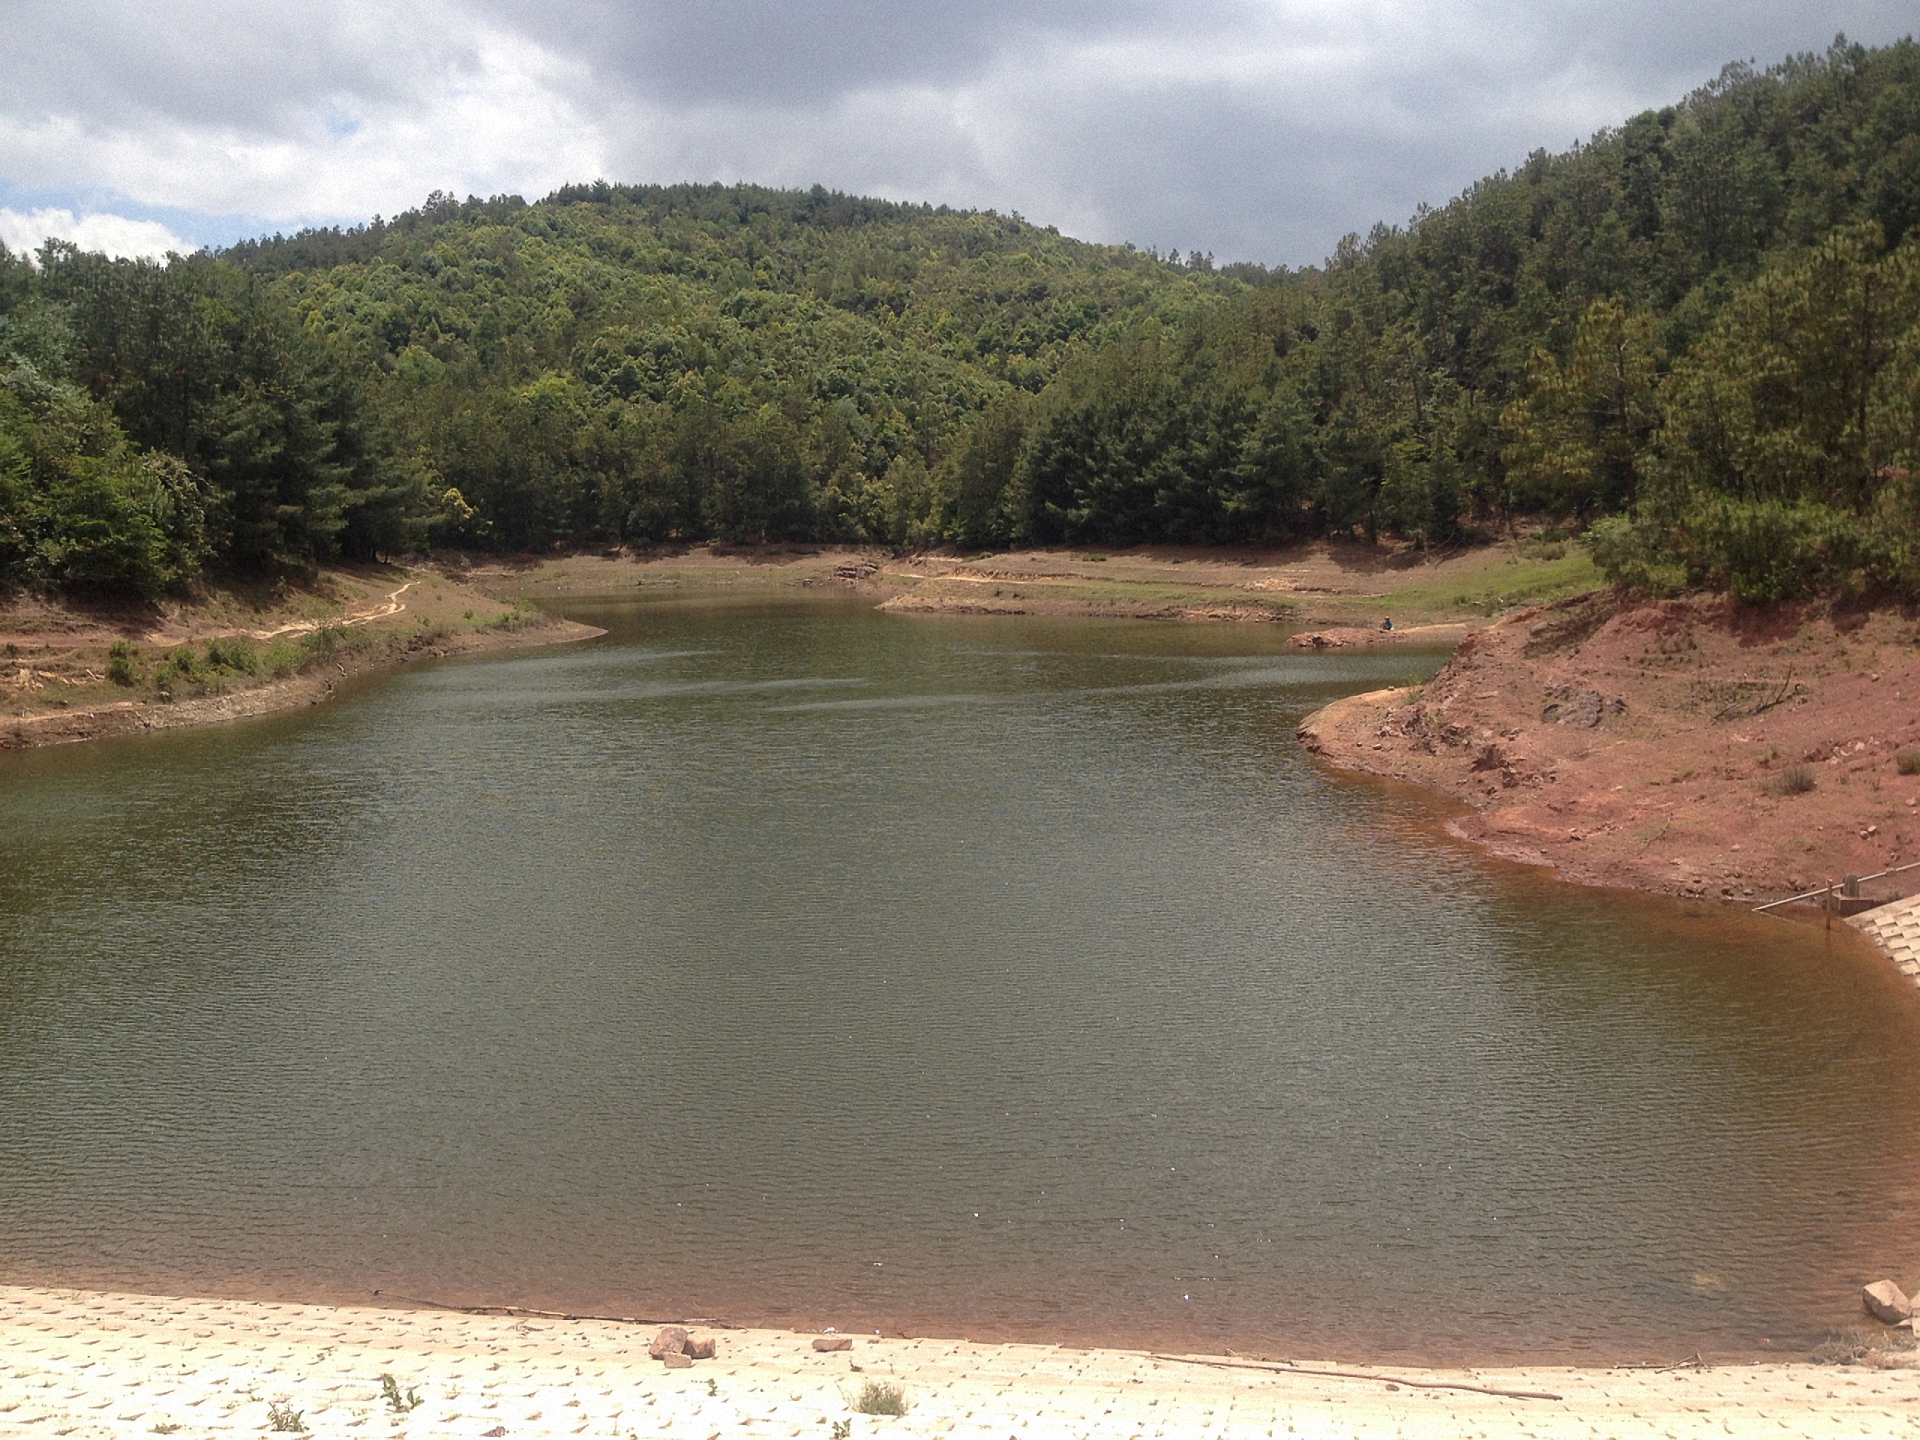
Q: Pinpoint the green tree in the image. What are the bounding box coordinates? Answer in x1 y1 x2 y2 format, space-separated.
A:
1501 298 1662 518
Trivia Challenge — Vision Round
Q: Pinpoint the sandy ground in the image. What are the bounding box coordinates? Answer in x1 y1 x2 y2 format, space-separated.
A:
1299 591 1920 909
3 1286 1916 1440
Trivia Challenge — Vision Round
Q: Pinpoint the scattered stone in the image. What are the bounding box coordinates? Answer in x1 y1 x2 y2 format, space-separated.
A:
1542 690 1625 727
812 1335 853 1352
1863 1280 1912 1324
683 1335 716 1360
649 1325 689 1359
661 1351 693 1369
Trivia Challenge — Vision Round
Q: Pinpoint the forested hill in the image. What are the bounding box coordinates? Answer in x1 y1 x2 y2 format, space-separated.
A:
2 36 1917 601
226 182 1262 552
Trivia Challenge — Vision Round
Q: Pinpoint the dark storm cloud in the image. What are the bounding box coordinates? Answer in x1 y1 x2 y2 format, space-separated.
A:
475 0 1194 105
0 1 459 130
487 0 1919 261
1 1 1915 263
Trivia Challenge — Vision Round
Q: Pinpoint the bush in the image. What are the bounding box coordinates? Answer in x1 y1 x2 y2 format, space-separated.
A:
1679 499 1878 603
302 625 344 657
203 635 258 673
852 1381 909 1417
261 640 304 678
151 651 185 698
1592 499 1898 604
1898 752 1920 776
1586 515 1686 595
1771 764 1818 796
106 639 138 686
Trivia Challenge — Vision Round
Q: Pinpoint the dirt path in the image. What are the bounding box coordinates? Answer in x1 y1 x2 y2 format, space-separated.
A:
139 579 418 646
243 579 414 640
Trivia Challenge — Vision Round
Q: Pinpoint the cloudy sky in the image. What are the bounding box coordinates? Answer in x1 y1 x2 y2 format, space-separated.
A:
0 1 1912 268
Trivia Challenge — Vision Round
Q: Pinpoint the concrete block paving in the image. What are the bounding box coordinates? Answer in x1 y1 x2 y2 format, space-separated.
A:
1850 892 1920 983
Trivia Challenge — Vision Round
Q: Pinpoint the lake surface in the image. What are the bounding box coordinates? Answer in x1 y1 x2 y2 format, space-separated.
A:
3 596 1918 1363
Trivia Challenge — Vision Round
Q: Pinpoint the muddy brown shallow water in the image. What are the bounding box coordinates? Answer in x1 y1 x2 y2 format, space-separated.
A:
1 597 1916 1363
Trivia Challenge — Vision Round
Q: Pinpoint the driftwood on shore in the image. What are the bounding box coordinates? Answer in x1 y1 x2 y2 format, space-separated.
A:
1151 1353 1564 1402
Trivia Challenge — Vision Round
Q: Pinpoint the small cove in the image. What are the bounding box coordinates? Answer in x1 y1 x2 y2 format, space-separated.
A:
1 595 1916 1363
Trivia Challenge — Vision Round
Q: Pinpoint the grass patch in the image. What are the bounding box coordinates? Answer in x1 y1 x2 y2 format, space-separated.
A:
266 1401 306 1432
1336 549 1605 622
852 1380 909 1417
1443 552 1605 614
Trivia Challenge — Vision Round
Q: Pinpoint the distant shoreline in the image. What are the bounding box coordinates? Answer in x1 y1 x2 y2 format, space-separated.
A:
4 538 1600 752
3 612 602 752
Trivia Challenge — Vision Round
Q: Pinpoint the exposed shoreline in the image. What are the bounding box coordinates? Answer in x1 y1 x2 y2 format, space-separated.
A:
486 538 1601 632
2 615 603 750
2 562 604 753
3 539 1587 751
1296 590 1920 929
3 1283 1912 1440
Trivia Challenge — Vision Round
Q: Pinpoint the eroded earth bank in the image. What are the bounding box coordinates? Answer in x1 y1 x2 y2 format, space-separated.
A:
1299 592 1920 906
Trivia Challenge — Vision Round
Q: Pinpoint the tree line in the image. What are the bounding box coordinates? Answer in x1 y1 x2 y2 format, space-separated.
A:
2 35 1916 601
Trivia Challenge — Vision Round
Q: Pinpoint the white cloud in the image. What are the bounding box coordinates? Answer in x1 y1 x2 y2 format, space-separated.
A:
0 207 194 261
0 18 605 233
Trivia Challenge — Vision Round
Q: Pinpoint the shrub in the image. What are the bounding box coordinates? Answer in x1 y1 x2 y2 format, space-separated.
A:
1586 515 1686 596
302 625 344 657
203 635 258 673
852 1381 909 1417
261 641 303 678
106 639 138 686
1687 499 1881 603
1898 752 1920 776
1771 764 1817 796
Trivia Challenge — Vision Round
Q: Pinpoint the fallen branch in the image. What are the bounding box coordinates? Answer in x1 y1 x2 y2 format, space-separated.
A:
370 1290 742 1330
1149 1353 1563 1402
1613 1352 1707 1372
1705 668 1802 723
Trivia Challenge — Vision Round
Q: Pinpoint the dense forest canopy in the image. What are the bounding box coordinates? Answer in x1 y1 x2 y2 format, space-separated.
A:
2 35 1916 600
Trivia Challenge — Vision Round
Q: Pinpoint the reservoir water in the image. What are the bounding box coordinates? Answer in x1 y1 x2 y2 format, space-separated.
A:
2 596 1917 1362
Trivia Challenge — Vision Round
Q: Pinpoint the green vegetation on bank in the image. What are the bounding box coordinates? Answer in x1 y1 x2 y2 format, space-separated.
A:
1 36 1916 601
